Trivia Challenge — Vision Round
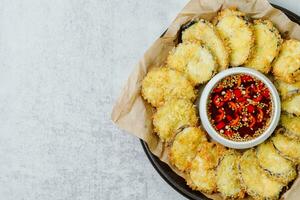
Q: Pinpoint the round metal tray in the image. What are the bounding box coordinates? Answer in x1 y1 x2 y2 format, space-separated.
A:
141 4 300 200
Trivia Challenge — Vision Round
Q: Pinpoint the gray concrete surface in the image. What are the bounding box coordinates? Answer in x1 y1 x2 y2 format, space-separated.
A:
0 0 298 200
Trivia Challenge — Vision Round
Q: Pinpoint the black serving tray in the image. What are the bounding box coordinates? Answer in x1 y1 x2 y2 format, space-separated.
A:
141 4 300 200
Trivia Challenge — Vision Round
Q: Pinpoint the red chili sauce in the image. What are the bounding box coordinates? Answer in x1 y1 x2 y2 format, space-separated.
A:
207 74 273 141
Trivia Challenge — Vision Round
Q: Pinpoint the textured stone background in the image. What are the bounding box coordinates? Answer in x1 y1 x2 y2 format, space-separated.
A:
0 0 298 200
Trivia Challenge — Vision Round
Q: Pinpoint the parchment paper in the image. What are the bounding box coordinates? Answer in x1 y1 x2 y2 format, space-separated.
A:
111 0 300 199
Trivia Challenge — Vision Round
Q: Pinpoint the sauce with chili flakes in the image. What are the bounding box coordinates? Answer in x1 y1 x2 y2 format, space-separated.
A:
207 74 273 142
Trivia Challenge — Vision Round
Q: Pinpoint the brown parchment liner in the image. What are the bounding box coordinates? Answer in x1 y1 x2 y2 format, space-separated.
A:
111 0 300 199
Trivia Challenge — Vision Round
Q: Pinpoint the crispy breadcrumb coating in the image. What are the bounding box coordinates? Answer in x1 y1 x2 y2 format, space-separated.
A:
272 131 300 163
167 42 217 85
239 149 284 200
182 19 229 71
141 67 196 107
245 20 282 73
275 80 300 100
153 99 198 142
213 9 254 67
273 39 300 83
169 127 207 171
281 114 300 140
282 94 300 116
187 142 226 194
256 141 297 184
216 150 245 199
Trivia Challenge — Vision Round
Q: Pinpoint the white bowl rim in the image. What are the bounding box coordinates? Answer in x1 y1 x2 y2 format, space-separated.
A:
199 67 281 149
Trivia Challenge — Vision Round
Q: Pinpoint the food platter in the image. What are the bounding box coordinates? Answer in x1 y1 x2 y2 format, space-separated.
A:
140 4 300 200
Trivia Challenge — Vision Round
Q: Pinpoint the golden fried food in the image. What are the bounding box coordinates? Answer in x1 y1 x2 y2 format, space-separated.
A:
275 80 300 100
187 142 226 194
282 94 300 116
245 20 282 73
182 19 229 71
213 9 254 67
153 99 198 142
169 127 207 171
273 39 300 83
166 42 218 85
281 115 300 140
216 150 245 199
141 67 196 107
239 149 284 200
212 8 246 20
256 141 297 184
140 8 300 199
272 132 300 163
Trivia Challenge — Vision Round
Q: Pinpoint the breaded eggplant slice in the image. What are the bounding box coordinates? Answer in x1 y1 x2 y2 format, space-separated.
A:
281 115 300 140
256 141 297 184
275 80 300 100
216 150 245 199
169 127 207 171
187 142 226 194
214 9 254 66
212 8 246 21
141 68 196 107
245 20 282 73
272 132 300 163
166 42 217 85
153 99 198 142
273 39 300 83
182 19 229 71
282 94 300 116
239 149 284 200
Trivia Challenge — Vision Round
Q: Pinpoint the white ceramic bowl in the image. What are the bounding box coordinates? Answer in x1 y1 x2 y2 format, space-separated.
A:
199 67 281 149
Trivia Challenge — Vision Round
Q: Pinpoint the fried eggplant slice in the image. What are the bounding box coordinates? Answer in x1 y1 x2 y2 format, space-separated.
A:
272 132 300 163
213 9 254 67
281 115 300 140
166 42 217 85
182 19 229 71
275 80 300 100
256 141 297 184
245 20 282 73
141 67 196 107
282 94 300 116
169 127 207 172
216 150 245 199
187 142 226 194
239 149 284 200
153 99 198 142
273 39 300 83
212 8 246 23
